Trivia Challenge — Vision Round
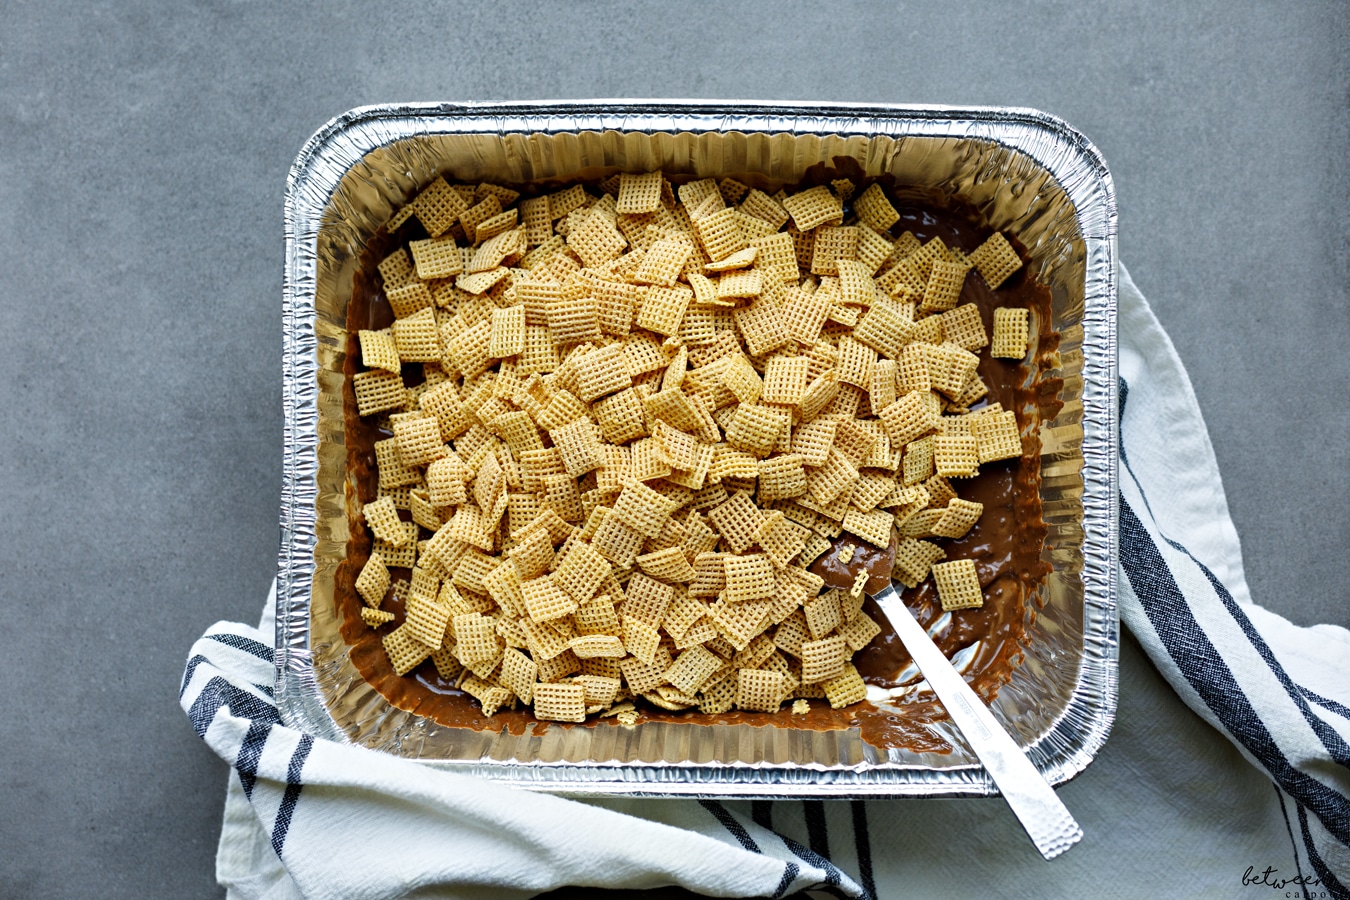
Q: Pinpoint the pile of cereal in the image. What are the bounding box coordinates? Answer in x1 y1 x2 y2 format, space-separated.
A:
350 171 1030 722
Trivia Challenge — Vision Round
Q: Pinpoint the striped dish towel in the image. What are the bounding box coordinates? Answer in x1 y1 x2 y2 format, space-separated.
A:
179 264 1349 898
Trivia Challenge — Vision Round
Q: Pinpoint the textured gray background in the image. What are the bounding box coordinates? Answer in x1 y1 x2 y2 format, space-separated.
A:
1 1 1345 897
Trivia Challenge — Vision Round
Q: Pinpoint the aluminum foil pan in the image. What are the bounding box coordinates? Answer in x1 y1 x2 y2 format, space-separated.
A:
276 101 1118 798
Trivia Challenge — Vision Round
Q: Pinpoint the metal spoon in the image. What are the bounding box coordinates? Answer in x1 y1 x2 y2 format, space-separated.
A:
810 537 1081 859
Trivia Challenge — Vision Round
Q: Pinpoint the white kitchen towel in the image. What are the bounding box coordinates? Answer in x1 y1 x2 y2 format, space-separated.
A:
180 263 1349 898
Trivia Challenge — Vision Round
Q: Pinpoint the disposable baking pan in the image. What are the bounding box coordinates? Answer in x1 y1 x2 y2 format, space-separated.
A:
275 101 1118 798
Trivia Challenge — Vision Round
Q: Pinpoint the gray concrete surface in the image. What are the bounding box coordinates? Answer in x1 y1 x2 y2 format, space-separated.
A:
1 1 1344 896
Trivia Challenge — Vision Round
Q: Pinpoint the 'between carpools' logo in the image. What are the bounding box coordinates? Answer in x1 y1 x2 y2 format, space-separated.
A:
1242 865 1325 897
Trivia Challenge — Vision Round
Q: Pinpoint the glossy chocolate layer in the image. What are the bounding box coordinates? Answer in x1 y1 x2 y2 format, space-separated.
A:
332 177 1061 751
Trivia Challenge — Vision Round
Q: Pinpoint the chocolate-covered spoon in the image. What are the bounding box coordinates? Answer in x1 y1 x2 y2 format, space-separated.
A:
812 535 1082 860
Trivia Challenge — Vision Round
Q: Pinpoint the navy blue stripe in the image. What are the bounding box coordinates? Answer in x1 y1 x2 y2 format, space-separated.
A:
1275 786 1308 890
269 735 313 858
780 834 843 888
1171 544 1350 771
253 683 276 699
180 655 209 699
771 862 798 899
803 800 830 860
751 800 773 831
187 677 280 737
698 800 760 853
234 719 272 801
1120 498 1350 844
850 801 876 900
1303 687 1350 723
207 632 275 664
1298 803 1349 900
1122 373 1350 767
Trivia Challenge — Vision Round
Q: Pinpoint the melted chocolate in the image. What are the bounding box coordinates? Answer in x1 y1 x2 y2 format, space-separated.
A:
332 173 1062 751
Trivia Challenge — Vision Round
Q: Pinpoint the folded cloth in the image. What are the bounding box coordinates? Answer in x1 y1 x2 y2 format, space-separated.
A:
1115 264 1350 893
180 263 1349 898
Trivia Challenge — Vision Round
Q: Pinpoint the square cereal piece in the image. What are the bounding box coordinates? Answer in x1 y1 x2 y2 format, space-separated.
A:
353 370 408 417
757 454 808 503
753 511 808 568
927 343 980 398
723 554 776 602
593 389 648 445
733 298 789 357
533 682 587 722
693 207 747 261
518 196 552 246
932 558 983 610
539 473 585 523
842 508 894 549
616 171 664 215
664 645 723 695
553 540 609 603
940 304 989 352
535 649 581 684
831 259 874 311
791 418 837 468
383 625 433 676
822 663 867 709
621 616 664 665
804 448 858 507
520 617 571 661
549 418 604 478
813 227 860 279
880 392 940 447
372 522 418 568
359 329 402 374
378 248 416 289
458 194 502 244
969 231 1023 288
632 238 691 287
522 574 579 622
545 293 602 344
854 183 900 232
762 356 810 407
891 537 945 586
932 498 984 539
568 634 626 659
386 281 436 320
800 635 848 684
725 404 784 458
781 185 843 232
611 479 676 538
970 408 1023 463
921 258 969 313
404 594 452 649
410 235 464 280
853 300 913 360
621 643 674 692
594 279 638 336
622 573 677 628
393 415 447 467
991 307 1030 359
574 344 633 403
488 305 526 359
740 190 790 230
714 269 762 300
355 552 390 608
735 668 786 713
637 284 694 337
933 433 980 478
902 435 935 486
408 177 470 236
363 496 408 546
836 336 876 390
636 546 697 584
499 647 537 705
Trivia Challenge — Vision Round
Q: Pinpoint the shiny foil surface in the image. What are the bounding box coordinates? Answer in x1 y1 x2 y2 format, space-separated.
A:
276 102 1118 797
